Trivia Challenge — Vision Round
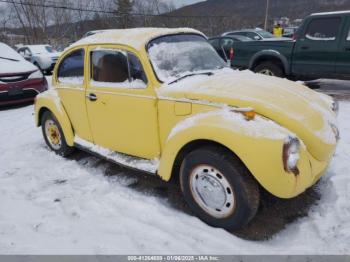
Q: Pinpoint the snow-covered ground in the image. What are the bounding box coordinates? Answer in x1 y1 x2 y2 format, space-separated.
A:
0 91 349 254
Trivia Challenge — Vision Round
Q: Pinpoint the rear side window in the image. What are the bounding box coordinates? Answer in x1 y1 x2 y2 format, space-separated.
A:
91 49 147 89
221 38 234 49
208 39 220 49
305 17 341 41
58 49 85 84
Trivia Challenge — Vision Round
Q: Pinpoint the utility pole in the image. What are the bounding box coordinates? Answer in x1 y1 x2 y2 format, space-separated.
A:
264 0 269 30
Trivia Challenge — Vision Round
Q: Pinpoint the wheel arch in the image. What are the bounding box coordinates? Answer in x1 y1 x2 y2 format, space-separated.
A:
35 97 75 147
249 51 290 75
167 139 244 183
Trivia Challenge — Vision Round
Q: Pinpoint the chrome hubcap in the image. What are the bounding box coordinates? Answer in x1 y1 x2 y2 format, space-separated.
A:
45 119 62 150
190 165 235 218
259 69 275 76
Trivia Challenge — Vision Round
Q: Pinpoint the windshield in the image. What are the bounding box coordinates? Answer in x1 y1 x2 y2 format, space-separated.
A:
258 30 275 38
0 43 24 61
148 34 226 83
30 45 56 54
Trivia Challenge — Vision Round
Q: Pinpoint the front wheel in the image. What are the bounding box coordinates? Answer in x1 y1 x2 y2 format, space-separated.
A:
41 111 74 157
180 146 260 230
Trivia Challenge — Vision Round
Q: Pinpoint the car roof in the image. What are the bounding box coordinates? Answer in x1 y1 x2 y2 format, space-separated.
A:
72 27 204 51
209 35 251 41
311 10 350 16
22 45 50 48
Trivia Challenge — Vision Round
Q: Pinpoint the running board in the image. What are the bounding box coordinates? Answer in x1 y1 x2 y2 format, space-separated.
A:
74 136 159 175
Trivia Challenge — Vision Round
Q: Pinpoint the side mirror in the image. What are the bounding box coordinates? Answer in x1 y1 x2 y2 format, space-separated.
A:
254 36 261 40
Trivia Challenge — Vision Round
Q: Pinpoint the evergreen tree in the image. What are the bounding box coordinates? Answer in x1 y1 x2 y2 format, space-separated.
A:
115 0 134 28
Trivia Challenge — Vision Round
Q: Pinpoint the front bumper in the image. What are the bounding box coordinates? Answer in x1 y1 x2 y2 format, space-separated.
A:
0 78 48 106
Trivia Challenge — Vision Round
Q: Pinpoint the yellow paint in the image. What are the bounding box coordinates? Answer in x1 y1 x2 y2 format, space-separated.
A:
35 28 337 199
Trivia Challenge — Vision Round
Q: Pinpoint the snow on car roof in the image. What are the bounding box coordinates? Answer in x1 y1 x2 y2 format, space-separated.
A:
71 27 205 50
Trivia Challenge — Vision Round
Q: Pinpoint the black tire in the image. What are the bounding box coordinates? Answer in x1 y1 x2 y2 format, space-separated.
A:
254 61 284 78
41 111 74 157
179 146 260 230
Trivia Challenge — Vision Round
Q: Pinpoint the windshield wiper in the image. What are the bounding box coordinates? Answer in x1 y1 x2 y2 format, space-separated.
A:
169 72 213 85
0 56 20 62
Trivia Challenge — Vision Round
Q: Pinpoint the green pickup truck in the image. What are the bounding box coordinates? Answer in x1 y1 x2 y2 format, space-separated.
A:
210 11 350 80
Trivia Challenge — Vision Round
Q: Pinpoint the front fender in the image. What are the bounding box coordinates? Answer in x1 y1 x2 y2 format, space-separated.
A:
249 50 290 74
158 110 314 199
34 89 75 146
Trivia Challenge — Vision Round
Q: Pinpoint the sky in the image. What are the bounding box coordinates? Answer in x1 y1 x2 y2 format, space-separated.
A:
170 0 205 8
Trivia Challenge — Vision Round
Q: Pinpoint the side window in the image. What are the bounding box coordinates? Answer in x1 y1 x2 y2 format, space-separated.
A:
246 32 261 40
221 38 234 49
91 49 147 89
305 17 341 41
58 49 85 84
128 52 148 85
208 39 220 49
25 48 31 55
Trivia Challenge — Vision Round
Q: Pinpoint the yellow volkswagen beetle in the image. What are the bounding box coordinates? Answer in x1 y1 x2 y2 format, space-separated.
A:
35 28 339 230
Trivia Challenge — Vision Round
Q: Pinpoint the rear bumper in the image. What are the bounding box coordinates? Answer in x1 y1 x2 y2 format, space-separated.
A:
0 78 48 106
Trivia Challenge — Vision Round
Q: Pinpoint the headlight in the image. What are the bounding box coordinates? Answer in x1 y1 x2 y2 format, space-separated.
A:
28 70 43 79
283 136 300 175
332 100 339 116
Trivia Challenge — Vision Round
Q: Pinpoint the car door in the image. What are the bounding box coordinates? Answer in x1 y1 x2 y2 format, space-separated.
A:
55 47 93 142
335 16 350 78
85 45 160 159
292 16 343 78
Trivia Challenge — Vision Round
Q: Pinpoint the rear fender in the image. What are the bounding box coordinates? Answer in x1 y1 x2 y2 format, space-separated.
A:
35 90 74 146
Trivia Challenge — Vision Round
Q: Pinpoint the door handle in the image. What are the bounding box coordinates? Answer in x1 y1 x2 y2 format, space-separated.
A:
301 46 309 50
345 47 350 51
86 93 97 102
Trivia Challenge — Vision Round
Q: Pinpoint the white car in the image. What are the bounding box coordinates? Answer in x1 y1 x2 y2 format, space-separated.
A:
17 45 61 73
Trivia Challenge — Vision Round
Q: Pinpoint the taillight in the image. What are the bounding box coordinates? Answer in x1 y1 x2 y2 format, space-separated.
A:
229 48 235 61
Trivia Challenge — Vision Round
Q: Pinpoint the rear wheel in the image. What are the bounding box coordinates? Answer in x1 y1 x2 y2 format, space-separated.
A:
254 61 284 77
41 111 74 157
179 146 260 230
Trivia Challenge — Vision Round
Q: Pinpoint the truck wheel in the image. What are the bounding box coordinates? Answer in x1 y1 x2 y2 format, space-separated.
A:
254 62 284 77
41 111 74 157
179 146 260 230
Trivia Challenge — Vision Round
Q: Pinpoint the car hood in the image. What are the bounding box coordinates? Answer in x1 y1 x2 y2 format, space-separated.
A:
0 58 37 75
157 69 337 161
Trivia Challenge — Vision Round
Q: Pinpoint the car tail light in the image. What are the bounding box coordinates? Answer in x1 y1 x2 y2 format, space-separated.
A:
229 48 235 61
